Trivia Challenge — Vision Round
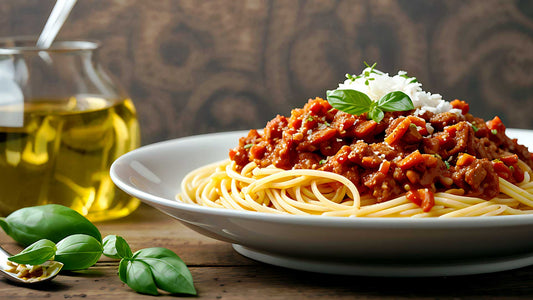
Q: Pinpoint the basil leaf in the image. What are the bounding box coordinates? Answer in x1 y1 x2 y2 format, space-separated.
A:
103 235 132 259
0 218 9 236
118 258 129 284
1 204 101 246
326 89 373 116
377 91 414 112
134 247 196 295
55 234 103 270
123 259 159 295
8 239 56 265
368 107 384 123
115 236 132 259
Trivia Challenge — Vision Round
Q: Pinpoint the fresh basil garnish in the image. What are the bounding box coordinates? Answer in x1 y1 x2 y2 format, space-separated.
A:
345 62 380 85
326 89 373 116
55 234 103 270
326 89 414 123
103 236 196 295
122 259 159 295
0 204 101 247
103 235 132 259
134 247 196 295
377 91 413 112
368 107 385 123
8 239 57 265
2 205 195 296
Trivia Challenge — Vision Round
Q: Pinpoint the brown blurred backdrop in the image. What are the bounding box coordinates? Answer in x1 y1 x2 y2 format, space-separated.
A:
1 0 532 145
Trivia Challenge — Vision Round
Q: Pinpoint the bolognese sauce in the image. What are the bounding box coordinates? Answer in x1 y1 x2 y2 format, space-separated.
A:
229 97 533 208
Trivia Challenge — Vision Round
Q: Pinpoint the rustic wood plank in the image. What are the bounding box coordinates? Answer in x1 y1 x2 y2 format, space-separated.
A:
2 204 533 299
1 263 533 299
0 204 255 266
191 265 533 299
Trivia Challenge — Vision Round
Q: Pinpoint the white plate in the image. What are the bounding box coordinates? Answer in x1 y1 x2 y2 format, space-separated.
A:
110 129 533 277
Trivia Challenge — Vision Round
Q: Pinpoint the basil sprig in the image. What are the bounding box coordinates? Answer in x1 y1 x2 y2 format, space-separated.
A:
2 205 195 295
346 62 381 85
326 89 414 123
8 234 103 270
103 235 196 296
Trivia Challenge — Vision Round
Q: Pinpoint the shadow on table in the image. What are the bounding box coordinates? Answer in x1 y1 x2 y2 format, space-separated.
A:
276 265 533 297
1 277 70 292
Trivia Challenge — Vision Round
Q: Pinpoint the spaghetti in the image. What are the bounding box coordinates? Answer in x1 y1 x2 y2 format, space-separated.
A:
177 159 533 217
176 67 533 217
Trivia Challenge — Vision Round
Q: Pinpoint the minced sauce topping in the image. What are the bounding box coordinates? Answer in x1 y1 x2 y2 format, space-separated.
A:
230 69 533 208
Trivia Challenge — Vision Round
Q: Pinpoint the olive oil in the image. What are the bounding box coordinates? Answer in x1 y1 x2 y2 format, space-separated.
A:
0 97 140 221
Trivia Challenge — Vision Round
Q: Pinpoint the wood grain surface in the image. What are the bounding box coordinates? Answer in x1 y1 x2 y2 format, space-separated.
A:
1 204 533 299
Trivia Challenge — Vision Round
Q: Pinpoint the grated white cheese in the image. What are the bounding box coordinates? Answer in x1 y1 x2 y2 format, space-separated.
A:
337 68 462 116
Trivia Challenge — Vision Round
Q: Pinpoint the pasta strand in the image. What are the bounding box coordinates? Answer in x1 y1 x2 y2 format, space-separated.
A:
176 160 533 218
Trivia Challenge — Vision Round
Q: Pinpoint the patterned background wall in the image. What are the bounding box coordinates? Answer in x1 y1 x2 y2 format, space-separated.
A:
1 0 532 145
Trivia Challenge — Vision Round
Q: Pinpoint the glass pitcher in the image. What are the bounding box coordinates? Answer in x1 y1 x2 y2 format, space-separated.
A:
0 37 140 222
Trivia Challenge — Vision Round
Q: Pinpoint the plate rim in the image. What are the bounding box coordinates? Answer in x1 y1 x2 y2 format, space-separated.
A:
232 244 533 277
110 128 533 229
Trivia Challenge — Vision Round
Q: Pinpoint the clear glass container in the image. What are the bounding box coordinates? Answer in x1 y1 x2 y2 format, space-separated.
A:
0 37 140 222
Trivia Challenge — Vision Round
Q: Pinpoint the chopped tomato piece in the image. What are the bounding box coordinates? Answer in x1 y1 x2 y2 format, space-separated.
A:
445 125 458 136
407 116 429 135
406 190 421 205
385 118 411 145
494 155 524 182
289 117 302 129
450 99 470 115
406 188 435 212
423 154 438 167
334 146 351 164
354 120 377 138
361 156 381 168
456 153 476 167
434 133 451 147
398 150 424 171
378 160 391 175
420 189 435 212
250 144 267 159
310 128 337 145
307 97 331 115
486 116 505 133
492 160 511 180
513 165 525 183
229 149 237 160
499 154 518 165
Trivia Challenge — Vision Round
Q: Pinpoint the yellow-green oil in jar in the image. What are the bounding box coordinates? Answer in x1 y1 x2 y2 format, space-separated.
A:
0 97 140 221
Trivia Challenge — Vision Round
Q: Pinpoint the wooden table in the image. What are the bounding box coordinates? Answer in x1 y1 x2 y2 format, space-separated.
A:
1 203 533 299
